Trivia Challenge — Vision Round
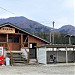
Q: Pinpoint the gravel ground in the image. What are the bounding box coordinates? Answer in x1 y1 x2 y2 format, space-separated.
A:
0 63 75 75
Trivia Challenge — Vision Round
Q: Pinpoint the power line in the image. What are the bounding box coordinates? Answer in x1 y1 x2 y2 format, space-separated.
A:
0 6 15 15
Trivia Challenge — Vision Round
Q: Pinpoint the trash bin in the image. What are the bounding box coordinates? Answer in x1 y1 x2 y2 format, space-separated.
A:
5 57 10 66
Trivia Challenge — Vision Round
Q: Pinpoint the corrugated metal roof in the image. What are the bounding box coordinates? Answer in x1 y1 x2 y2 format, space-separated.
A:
0 22 49 43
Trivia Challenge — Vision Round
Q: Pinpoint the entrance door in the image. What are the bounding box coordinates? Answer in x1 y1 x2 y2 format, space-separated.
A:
8 35 21 50
29 43 37 59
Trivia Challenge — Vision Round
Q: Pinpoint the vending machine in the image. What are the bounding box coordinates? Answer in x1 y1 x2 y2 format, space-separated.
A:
0 47 4 65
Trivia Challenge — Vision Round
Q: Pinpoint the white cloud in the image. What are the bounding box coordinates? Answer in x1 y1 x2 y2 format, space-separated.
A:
74 0 75 26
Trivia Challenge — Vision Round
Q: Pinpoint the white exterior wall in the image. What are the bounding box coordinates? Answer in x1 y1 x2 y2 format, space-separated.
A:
37 47 46 64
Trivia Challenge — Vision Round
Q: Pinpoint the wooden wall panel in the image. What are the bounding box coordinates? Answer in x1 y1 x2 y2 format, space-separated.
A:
28 35 46 47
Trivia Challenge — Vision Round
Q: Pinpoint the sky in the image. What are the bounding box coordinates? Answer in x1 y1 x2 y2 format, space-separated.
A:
0 0 74 29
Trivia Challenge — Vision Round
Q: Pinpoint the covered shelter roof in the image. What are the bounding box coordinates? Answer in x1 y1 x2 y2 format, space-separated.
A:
36 44 75 48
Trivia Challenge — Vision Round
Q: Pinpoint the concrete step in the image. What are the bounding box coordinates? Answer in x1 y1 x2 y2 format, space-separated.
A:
13 61 26 63
13 58 26 61
13 57 24 59
6 51 27 64
6 51 22 53
7 54 22 58
29 59 37 64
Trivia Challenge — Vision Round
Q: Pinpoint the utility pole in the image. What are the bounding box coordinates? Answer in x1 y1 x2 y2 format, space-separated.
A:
50 32 51 44
69 36 71 45
52 21 55 44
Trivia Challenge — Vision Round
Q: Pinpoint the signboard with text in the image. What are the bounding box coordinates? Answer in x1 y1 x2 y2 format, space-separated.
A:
0 27 15 33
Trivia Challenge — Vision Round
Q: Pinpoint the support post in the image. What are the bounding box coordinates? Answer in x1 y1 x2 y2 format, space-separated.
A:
27 52 29 64
52 21 55 45
56 48 58 63
6 34 9 50
7 34 8 42
50 32 51 44
65 47 68 63
7 34 13 65
21 34 23 48
10 52 13 66
73 48 74 62
69 36 71 45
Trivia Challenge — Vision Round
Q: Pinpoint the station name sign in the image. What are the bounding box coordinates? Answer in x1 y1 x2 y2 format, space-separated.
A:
0 27 15 33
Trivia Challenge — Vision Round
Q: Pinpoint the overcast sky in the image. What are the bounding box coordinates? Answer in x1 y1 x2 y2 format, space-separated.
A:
0 0 74 29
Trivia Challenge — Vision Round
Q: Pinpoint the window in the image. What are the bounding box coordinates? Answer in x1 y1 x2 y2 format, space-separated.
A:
8 37 13 42
13 37 19 43
8 36 19 43
0 35 6 42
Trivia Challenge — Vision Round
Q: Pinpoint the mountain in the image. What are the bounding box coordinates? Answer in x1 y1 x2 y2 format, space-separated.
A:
58 25 75 36
0 16 74 36
0 16 52 33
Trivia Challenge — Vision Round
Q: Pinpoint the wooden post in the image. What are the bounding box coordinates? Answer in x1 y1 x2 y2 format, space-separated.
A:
21 34 23 48
10 52 13 65
27 52 29 64
7 34 8 42
28 35 29 48
7 34 13 65
6 34 8 51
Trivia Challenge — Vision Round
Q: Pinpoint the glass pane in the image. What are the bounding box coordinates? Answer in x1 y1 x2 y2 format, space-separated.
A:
13 37 19 43
8 37 13 42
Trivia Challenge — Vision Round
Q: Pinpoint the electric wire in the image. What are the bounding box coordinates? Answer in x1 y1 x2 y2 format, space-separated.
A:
0 6 15 15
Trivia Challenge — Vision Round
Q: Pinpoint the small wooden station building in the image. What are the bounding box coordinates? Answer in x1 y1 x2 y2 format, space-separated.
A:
0 23 49 64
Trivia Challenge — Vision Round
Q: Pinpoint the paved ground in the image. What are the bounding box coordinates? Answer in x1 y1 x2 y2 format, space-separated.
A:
0 63 75 75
